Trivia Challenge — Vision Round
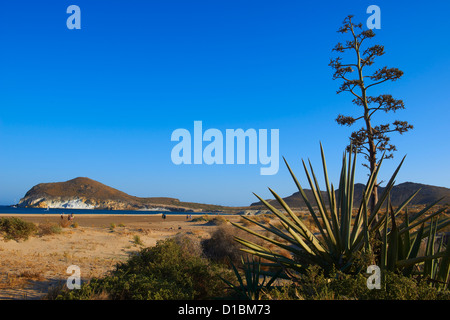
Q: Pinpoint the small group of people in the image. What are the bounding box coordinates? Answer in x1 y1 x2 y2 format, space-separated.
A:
61 212 75 221
186 214 192 220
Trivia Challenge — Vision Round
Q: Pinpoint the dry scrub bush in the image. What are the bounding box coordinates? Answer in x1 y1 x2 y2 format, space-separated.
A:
173 233 204 258
202 224 267 266
60 219 72 228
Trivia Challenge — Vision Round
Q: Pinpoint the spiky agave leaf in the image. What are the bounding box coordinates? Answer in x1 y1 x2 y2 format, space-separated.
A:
436 241 450 289
402 223 424 277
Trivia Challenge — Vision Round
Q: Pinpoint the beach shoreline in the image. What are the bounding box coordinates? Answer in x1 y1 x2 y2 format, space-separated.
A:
0 212 213 228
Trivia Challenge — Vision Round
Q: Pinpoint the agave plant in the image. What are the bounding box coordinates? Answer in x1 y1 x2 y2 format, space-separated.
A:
220 256 280 300
232 144 450 283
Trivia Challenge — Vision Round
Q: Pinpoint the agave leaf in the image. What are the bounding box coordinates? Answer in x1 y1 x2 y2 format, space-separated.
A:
364 151 386 202
380 206 388 273
233 226 326 268
393 190 421 219
368 183 395 231
283 158 328 241
387 204 399 271
265 188 326 253
398 230 406 261
338 152 349 248
349 187 392 253
239 215 296 243
349 201 364 248
401 197 445 228
219 257 247 298
265 268 284 288
348 146 357 236
308 157 341 246
320 143 341 247
251 192 323 250
361 192 370 252
308 158 329 219
436 240 450 289
368 155 406 226
403 223 425 276
231 223 306 257
349 152 385 237
396 251 448 269
403 209 411 256
301 159 337 250
424 218 438 277
402 208 449 236
238 247 305 271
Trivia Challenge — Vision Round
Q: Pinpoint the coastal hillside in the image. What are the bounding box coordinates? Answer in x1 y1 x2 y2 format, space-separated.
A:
18 177 234 212
250 182 450 209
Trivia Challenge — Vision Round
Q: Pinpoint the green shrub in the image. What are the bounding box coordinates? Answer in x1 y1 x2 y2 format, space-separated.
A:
54 237 230 300
0 217 37 241
132 235 144 246
191 215 210 223
366 272 450 300
264 266 450 300
209 215 228 225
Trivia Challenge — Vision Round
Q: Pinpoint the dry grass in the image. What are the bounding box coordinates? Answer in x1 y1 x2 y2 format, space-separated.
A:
0 273 29 290
19 270 45 281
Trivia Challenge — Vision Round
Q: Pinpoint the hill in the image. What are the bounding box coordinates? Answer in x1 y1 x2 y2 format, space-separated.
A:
18 177 236 212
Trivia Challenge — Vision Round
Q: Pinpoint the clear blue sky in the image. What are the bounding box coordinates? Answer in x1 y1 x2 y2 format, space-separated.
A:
0 0 449 206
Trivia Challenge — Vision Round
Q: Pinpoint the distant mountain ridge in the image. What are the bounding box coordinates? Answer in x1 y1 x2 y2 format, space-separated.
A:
250 182 450 209
18 177 450 213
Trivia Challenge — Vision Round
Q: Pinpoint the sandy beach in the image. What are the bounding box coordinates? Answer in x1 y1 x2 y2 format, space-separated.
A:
0 213 242 300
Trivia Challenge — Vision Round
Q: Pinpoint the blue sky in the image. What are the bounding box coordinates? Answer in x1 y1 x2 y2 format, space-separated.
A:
0 0 449 206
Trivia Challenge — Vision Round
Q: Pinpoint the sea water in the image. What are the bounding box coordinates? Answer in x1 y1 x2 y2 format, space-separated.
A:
0 206 226 215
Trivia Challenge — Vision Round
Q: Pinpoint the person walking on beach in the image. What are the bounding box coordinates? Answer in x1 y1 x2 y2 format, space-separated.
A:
61 213 64 220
